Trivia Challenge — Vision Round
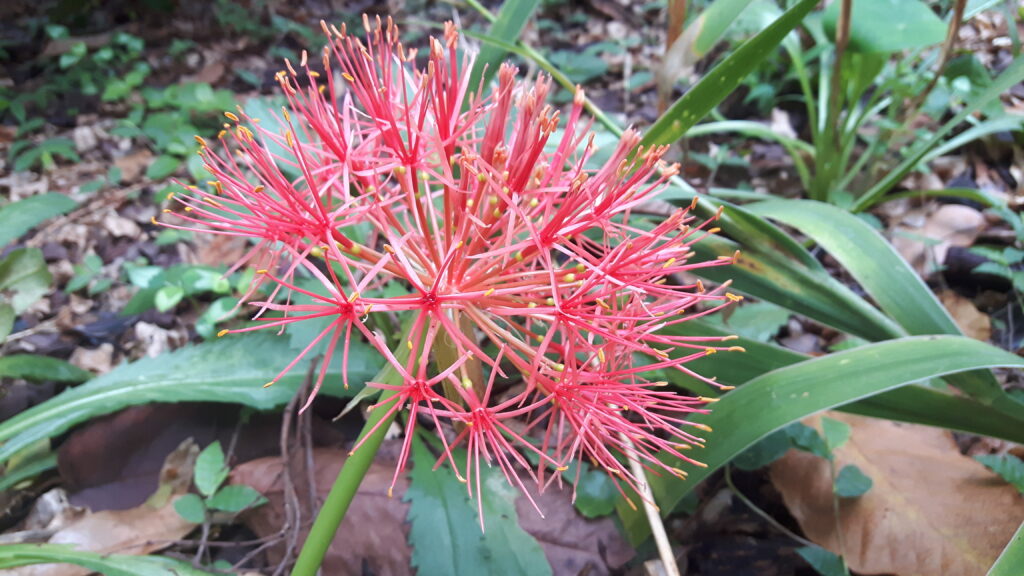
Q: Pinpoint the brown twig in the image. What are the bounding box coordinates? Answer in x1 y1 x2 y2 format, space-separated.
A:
906 0 968 115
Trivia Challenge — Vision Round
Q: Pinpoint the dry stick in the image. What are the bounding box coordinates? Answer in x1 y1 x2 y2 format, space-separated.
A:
906 0 968 116
660 0 688 115
619 432 681 576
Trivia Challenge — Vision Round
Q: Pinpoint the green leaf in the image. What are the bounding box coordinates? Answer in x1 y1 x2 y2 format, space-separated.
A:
620 335 1024 542
824 0 946 54
853 55 1024 211
821 417 851 454
0 354 92 383
796 546 846 576
146 155 182 180
787 422 830 459
642 0 818 146
0 544 217 575
975 454 1024 495
0 193 77 247
173 493 207 523
406 435 552 576
0 303 13 342
664 319 1024 445
989 521 1024 576
468 0 541 91
0 333 382 464
154 285 185 312
573 467 619 518
207 484 267 512
708 301 789 342
0 247 52 313
732 428 790 471
691 0 756 57
0 452 57 493
194 441 228 497
747 199 1023 418
834 464 872 498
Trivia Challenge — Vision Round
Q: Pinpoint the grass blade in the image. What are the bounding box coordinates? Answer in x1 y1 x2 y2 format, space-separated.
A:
467 0 541 91
988 521 1024 576
642 0 818 146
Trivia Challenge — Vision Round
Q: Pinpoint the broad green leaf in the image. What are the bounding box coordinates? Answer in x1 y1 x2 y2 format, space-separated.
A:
642 0 818 146
975 454 1024 495
406 435 552 576
468 0 541 91
835 464 873 498
989 521 1024 576
146 155 182 180
0 303 14 342
747 199 958 335
194 441 228 497
707 301 789 342
821 417 851 454
208 484 267 512
173 493 207 523
573 467 619 518
0 452 57 492
0 247 52 313
747 199 1024 418
0 333 382 464
664 319 1024 445
732 429 790 471
0 354 92 383
620 335 1024 541
853 55 1024 211
0 193 76 247
0 544 217 575
155 285 185 312
787 422 830 459
824 0 945 53
797 546 847 576
691 0 756 57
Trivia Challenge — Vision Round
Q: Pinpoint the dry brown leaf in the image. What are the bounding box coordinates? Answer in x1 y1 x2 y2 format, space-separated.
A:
770 413 1024 576
8 439 199 576
938 290 992 341
891 204 986 276
112 149 152 184
233 445 632 576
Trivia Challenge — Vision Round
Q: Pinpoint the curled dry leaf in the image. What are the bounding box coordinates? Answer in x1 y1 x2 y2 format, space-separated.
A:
231 444 632 576
891 204 986 277
7 438 200 576
770 413 1024 576
938 290 992 341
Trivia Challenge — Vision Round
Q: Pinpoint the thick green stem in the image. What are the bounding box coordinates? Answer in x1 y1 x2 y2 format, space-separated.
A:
290 368 401 576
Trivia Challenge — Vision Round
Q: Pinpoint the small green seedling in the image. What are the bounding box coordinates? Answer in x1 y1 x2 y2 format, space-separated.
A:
174 441 267 524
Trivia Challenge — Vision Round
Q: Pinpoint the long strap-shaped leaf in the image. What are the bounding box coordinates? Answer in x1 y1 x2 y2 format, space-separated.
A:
642 0 819 146
0 544 216 575
620 335 1024 539
466 0 541 91
988 521 1024 576
747 199 1024 419
663 320 1024 444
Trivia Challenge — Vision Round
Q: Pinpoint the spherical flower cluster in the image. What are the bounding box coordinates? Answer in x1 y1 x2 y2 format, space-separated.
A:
161 16 739 511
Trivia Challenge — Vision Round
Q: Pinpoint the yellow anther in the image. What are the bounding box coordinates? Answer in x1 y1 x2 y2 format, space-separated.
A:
256 269 268 274
349 243 362 255
407 340 413 350
150 216 160 225
285 131 294 148
492 208 500 218
527 302 537 308
253 185 265 194
476 172 487 183
194 135 208 148
184 207 193 212
489 196 498 205
663 257 676 269
217 329 230 337
514 251 524 262
705 348 717 356
726 292 743 302
461 376 473 388
383 244 395 255
597 349 606 363
263 381 275 388
484 288 495 296
562 273 576 283
555 465 569 472
693 423 713 433
728 346 746 352
553 363 565 372
310 246 325 258
698 396 720 403
217 130 226 139
162 209 171 213
529 198 539 208
342 72 354 82
466 198 475 208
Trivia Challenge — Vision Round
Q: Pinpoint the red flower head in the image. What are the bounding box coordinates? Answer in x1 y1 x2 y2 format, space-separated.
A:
160 15 740 514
